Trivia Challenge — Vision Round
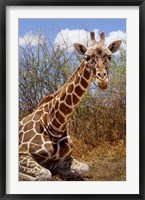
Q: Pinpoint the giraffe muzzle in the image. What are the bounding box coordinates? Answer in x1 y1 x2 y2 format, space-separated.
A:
98 82 108 89
97 79 108 90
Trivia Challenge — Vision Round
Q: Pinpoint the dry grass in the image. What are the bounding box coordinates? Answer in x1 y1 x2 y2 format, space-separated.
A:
73 138 126 181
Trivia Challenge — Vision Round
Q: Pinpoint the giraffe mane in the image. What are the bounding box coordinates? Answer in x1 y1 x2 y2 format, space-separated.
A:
36 87 62 108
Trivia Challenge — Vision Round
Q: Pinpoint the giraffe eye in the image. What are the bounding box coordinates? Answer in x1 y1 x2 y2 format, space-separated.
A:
84 55 91 61
108 56 111 61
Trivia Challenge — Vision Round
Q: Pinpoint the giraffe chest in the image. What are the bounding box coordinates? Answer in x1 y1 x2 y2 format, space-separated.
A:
19 127 73 164
19 104 73 166
30 136 73 167
52 136 73 160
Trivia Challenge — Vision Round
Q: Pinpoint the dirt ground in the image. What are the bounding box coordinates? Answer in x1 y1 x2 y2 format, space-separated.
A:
52 158 126 181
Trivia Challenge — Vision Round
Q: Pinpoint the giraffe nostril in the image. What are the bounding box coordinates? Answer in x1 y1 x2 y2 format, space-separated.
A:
97 72 107 79
98 73 101 77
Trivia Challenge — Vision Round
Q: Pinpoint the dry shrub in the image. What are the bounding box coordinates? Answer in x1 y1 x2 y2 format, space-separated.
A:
69 92 126 147
72 137 126 161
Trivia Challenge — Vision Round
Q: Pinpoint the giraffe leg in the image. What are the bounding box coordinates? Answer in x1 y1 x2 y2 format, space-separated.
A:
70 158 90 173
53 157 90 181
63 133 90 174
19 154 52 181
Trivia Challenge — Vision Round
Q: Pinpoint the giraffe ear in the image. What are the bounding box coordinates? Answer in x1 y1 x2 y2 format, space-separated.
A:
74 43 87 55
108 40 122 53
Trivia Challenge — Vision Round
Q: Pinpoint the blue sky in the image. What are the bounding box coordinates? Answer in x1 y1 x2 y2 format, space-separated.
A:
19 18 126 42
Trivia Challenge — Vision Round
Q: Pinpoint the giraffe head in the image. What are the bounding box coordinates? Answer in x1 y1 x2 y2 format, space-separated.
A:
74 32 122 89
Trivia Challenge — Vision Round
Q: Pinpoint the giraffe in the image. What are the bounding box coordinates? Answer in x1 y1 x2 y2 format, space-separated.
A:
19 31 122 181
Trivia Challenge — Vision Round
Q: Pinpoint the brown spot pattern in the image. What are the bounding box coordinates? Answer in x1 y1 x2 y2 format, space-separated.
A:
65 95 72 105
44 104 49 112
22 114 33 124
29 143 41 152
67 84 74 93
60 103 73 115
38 150 48 158
81 77 88 88
56 111 65 124
48 100 52 110
43 113 49 124
74 75 80 85
33 154 46 164
84 68 90 80
23 131 35 142
19 143 28 152
97 48 102 55
23 121 34 132
19 132 23 142
31 135 43 145
53 118 61 128
75 86 85 96
72 94 79 105
33 110 43 121
19 125 23 132
35 122 43 134
44 143 53 152
60 89 66 101
55 100 59 110
42 132 51 142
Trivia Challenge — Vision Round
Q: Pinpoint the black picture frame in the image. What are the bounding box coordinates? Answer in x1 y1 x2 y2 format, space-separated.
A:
0 0 145 199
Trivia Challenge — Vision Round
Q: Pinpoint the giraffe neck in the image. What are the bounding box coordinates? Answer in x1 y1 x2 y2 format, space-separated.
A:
59 60 93 107
48 61 93 134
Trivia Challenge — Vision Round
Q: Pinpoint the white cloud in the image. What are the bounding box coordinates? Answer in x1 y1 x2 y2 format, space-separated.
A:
19 32 44 47
105 30 126 45
54 29 126 53
54 29 99 50
19 29 126 56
